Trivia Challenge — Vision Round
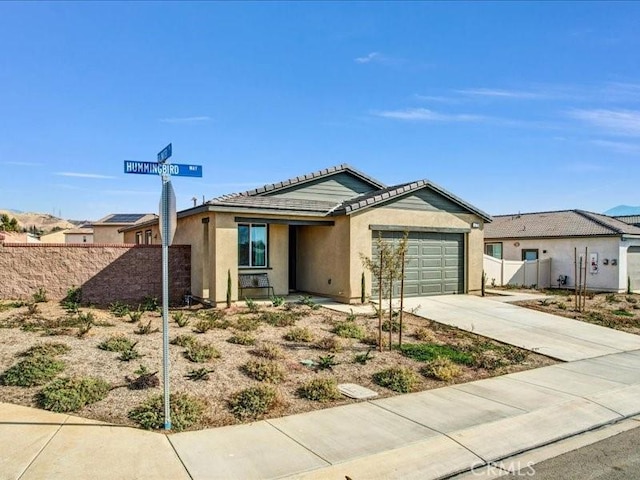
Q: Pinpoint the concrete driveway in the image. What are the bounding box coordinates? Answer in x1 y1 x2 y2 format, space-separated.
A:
402 295 640 361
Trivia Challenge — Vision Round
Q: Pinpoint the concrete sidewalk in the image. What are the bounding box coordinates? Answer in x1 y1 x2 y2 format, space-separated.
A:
2 349 640 479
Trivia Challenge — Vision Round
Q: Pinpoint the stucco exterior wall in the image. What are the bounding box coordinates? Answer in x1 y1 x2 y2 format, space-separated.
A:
93 225 124 244
492 236 640 292
296 217 351 301
349 208 486 300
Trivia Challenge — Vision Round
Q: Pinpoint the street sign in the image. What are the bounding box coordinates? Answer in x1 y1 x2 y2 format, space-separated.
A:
157 143 172 163
159 181 177 246
124 161 203 177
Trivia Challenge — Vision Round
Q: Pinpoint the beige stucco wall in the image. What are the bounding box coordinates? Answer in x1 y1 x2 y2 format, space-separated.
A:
40 230 68 243
296 216 351 301
65 233 94 244
93 225 124 244
349 208 486 301
493 236 640 292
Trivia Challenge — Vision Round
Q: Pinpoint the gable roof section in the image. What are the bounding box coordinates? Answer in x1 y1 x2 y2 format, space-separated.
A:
331 180 492 221
614 215 640 226
485 210 640 239
232 164 386 198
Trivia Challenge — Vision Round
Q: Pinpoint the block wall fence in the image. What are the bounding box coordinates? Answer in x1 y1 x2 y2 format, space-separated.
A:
0 243 191 306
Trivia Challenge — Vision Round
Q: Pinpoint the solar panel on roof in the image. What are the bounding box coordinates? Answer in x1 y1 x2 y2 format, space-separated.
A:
104 214 146 223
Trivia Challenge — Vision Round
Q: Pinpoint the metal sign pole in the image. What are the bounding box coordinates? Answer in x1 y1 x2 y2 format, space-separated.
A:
161 172 171 431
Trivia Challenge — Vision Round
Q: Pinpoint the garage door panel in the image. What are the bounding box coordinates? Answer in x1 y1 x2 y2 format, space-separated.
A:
629 247 640 291
371 231 465 298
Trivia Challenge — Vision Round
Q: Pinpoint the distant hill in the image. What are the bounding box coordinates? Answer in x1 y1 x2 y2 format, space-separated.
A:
0 210 76 233
604 205 640 216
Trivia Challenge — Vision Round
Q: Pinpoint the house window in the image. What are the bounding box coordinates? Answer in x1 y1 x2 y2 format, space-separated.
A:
135 232 143 245
522 249 539 261
145 230 152 245
238 224 267 267
485 242 503 259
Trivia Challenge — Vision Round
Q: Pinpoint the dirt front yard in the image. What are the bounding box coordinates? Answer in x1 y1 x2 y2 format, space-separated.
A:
0 294 555 432
513 290 640 335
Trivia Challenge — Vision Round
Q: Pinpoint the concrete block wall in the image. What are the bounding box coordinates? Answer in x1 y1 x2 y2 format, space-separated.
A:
0 243 190 306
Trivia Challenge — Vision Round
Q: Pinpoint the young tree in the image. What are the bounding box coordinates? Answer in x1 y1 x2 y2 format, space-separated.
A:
361 234 392 352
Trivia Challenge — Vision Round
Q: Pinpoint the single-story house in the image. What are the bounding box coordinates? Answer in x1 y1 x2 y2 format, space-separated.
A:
484 210 640 292
121 164 491 305
0 231 40 244
64 227 94 244
92 213 157 244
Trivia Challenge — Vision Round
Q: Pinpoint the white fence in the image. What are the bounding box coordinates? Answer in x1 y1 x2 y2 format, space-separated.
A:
484 255 552 288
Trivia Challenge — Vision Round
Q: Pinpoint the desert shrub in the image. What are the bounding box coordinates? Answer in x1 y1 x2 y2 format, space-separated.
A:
315 336 344 352
345 309 357 322
382 319 400 333
171 334 198 348
172 311 190 327
626 296 638 304
251 343 285 360
129 393 205 431
99 335 135 352
135 320 159 335
228 385 277 420
317 354 338 371
1 356 65 387
271 296 285 307
333 321 365 340
227 332 256 346
244 298 259 313
61 286 82 312
32 287 48 303
353 349 375 365
26 302 39 316
127 308 144 323
297 295 319 309
362 331 389 349
421 357 462 381
297 377 341 402
613 308 634 317
19 342 70 358
413 327 436 342
75 311 95 338
235 316 261 332
373 367 418 393
606 293 618 303
241 360 286 383
38 376 110 412
192 317 215 334
118 346 142 362
141 295 159 312
109 301 130 318
184 341 220 363
399 343 474 366
557 302 567 310
185 367 214 381
502 346 529 364
473 350 506 370
260 311 300 327
283 326 314 342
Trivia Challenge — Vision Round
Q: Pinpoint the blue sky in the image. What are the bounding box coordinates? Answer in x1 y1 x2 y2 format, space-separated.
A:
1 2 639 221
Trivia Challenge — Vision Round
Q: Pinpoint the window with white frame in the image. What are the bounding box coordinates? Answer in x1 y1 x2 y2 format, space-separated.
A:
145 230 152 245
484 242 503 259
238 223 267 267
135 232 143 245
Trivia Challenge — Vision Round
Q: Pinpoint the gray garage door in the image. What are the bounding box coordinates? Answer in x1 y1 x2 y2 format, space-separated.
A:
371 231 465 297
628 246 640 292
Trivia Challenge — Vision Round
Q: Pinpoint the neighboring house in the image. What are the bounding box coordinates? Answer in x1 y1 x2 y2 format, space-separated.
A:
0 231 40 243
614 215 640 228
121 164 490 305
64 227 94 244
92 213 157 244
40 229 68 243
484 210 640 292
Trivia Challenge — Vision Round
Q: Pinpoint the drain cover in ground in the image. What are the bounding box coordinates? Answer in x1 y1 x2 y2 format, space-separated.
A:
338 383 379 399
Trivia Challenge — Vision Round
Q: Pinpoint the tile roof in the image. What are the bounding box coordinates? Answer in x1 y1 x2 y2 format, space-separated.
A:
332 180 492 221
485 210 640 239
213 164 386 200
614 215 640 226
